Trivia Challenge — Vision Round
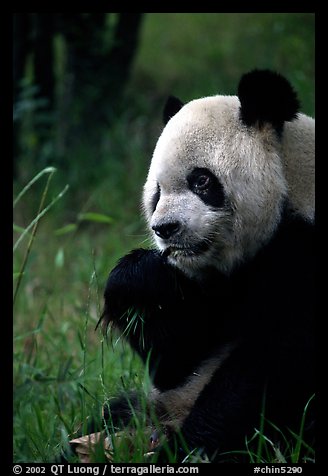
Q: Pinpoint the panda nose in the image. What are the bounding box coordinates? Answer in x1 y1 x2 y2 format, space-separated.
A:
152 222 180 240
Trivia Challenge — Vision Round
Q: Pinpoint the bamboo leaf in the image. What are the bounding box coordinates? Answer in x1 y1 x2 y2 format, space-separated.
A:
78 212 114 224
54 223 78 236
55 247 65 268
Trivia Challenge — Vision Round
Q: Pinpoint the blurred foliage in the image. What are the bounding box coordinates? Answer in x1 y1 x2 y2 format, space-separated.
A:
14 13 314 188
133 13 314 109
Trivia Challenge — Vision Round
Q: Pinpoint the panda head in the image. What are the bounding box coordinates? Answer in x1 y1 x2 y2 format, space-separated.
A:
143 70 311 277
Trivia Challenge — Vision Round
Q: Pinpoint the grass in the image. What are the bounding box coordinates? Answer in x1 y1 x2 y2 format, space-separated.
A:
13 13 315 463
13 168 145 462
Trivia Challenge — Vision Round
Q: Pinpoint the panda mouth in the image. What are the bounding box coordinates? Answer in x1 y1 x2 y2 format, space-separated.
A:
163 240 210 258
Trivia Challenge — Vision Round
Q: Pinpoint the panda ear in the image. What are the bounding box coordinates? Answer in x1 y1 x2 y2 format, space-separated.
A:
238 69 300 133
163 96 184 125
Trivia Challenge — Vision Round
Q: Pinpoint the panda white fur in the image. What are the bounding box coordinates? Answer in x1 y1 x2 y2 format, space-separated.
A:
100 70 315 462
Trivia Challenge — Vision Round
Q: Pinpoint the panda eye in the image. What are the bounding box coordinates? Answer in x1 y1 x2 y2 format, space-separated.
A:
187 167 225 208
193 175 211 191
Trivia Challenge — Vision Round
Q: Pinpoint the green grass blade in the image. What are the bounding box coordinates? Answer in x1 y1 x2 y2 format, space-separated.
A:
13 166 56 208
13 223 32 237
13 166 68 306
256 385 267 462
13 183 69 252
291 393 315 463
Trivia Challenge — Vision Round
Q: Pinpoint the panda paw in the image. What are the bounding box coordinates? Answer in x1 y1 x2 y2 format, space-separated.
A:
100 248 180 327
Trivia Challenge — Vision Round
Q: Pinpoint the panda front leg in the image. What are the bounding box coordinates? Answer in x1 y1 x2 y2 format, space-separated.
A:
99 248 209 447
101 247 214 381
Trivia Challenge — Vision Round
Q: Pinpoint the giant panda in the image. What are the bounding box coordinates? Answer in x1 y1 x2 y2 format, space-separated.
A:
99 69 315 463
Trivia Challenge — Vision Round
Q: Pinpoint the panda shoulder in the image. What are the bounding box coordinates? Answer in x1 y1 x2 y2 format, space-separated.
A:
282 113 315 223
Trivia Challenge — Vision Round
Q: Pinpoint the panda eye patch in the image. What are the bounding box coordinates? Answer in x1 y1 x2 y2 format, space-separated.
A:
187 167 225 208
151 183 161 213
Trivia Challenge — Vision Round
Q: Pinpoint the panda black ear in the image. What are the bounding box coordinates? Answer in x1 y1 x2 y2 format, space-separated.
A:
238 69 300 133
163 96 184 125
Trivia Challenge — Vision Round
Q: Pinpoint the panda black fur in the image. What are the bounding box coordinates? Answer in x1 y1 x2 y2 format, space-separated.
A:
100 70 315 462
